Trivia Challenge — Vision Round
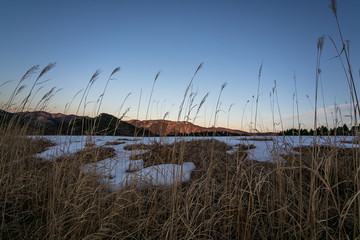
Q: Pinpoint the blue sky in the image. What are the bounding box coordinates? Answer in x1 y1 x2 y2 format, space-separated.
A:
0 0 359 132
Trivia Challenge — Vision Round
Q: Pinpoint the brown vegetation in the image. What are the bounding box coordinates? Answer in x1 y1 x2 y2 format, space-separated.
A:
104 141 126 146
1 2 359 236
69 146 116 164
2 126 360 239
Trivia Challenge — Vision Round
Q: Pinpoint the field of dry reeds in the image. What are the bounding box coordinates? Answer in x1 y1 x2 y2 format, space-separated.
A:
1 129 360 239
1 1 360 239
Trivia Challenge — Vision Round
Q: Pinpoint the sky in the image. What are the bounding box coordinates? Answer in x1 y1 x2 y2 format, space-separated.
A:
0 0 359 132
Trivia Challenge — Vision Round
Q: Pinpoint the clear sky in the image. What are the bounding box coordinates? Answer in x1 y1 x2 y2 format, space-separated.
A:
0 0 359 132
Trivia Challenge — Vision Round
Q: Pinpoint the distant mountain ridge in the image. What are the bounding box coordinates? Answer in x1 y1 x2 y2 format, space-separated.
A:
0 110 276 136
0 110 149 136
126 119 251 136
126 119 277 136
17 111 85 126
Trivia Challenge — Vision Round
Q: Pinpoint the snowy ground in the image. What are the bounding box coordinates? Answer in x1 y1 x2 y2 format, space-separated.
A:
33 135 357 191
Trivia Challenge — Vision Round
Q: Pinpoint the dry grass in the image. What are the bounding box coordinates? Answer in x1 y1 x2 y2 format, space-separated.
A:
104 141 126 146
69 146 116 164
0 134 115 239
238 137 271 142
340 139 359 144
123 143 153 151
1 131 360 239
234 143 256 151
0 135 54 162
1 6 359 235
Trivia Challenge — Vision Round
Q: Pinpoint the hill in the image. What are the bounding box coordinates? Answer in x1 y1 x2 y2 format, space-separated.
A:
126 119 274 136
0 110 276 136
0 110 151 136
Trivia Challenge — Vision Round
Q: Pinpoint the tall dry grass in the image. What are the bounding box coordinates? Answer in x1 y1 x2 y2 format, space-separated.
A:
1 130 359 239
1 80 359 239
1 1 360 239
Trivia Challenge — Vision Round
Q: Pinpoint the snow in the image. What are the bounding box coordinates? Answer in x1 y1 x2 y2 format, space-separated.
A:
222 135 357 162
31 135 357 191
34 135 196 190
106 162 196 191
131 162 195 187
82 152 195 191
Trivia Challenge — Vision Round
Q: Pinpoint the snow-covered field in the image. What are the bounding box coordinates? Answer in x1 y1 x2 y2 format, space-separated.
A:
33 135 357 191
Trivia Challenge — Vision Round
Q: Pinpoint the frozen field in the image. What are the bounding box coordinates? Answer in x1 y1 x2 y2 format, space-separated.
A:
33 135 357 191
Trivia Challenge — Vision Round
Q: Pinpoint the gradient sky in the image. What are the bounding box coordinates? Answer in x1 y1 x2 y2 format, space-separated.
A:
1 0 359 132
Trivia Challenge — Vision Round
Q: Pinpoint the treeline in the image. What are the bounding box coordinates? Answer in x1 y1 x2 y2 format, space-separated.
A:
280 124 359 136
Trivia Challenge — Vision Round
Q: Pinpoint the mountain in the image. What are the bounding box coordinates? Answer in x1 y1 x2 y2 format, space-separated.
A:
0 110 151 136
18 111 84 126
127 119 253 136
0 110 276 136
89 113 154 136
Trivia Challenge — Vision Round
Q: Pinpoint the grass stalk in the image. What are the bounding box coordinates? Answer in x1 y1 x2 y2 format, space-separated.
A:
145 72 160 122
177 63 203 121
254 62 263 132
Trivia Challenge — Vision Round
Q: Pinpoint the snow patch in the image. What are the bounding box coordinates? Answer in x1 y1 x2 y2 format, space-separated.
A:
83 157 196 191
